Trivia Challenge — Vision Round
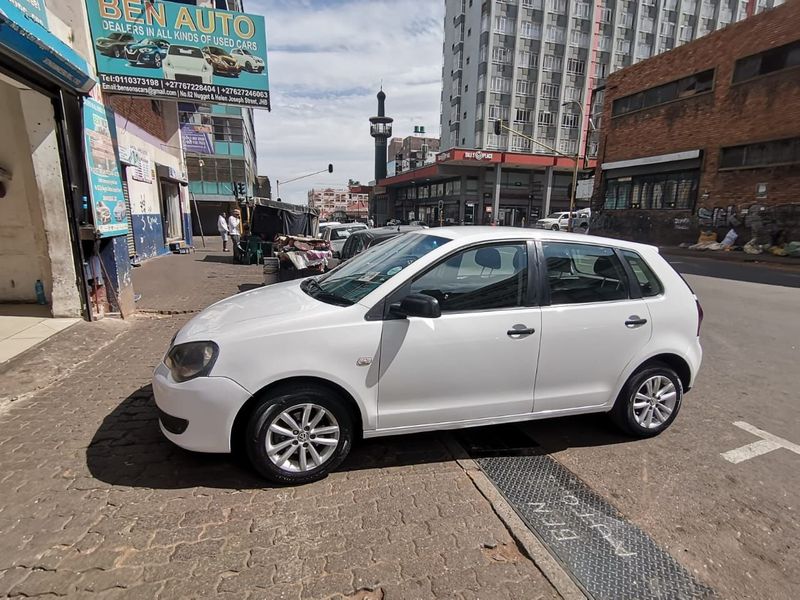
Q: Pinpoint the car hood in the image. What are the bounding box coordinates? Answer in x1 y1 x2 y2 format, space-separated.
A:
176 279 342 342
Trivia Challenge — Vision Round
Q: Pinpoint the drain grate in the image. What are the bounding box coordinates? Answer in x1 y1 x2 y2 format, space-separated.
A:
461 429 714 600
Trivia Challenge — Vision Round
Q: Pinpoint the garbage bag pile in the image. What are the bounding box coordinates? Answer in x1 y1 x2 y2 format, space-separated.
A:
683 230 800 257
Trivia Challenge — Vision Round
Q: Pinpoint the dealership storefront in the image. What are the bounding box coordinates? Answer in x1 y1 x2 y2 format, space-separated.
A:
376 149 595 227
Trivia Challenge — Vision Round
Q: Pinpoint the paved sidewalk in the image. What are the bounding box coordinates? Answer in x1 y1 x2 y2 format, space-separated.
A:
0 248 560 600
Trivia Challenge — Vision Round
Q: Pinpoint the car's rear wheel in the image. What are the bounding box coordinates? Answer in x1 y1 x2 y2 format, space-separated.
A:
551 224 560 230
245 385 354 484
245 61 252 71
113 47 121 58
611 363 683 437
154 54 161 68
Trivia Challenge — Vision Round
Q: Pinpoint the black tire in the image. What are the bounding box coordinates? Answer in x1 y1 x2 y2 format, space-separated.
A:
113 47 122 58
245 61 252 72
154 54 161 68
551 224 560 230
245 384 354 485
611 362 683 438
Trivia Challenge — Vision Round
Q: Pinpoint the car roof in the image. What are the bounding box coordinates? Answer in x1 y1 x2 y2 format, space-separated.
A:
328 222 367 229
415 226 658 253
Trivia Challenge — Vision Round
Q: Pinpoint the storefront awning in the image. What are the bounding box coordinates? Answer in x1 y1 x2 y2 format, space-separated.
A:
0 2 95 94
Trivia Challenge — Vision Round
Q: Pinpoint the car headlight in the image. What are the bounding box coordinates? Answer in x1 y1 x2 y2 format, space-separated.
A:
164 341 219 382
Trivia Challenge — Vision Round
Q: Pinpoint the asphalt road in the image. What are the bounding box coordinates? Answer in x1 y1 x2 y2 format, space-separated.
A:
517 254 800 600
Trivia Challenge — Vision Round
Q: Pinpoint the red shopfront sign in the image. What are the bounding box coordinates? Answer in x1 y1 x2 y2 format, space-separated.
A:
437 149 502 163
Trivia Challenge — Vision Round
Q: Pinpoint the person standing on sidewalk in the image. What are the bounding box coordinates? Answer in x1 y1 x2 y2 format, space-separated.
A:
228 208 242 260
217 211 229 251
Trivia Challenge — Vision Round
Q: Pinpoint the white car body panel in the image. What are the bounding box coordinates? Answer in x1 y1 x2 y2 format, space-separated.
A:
153 227 702 453
323 223 368 254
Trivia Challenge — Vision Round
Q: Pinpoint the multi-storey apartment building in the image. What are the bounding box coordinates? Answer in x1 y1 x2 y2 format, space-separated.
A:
308 187 370 221
441 0 786 159
387 134 441 176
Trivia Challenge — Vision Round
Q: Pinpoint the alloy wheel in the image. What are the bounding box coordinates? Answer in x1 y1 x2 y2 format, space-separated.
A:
632 375 677 429
265 403 340 472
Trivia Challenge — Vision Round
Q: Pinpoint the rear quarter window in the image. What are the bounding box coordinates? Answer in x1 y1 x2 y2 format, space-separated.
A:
622 250 663 297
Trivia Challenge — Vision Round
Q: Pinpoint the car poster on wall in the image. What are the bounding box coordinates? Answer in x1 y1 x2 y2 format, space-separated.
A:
83 98 128 237
84 0 270 109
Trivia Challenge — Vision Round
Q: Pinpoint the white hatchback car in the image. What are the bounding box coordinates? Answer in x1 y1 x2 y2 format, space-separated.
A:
154 228 702 484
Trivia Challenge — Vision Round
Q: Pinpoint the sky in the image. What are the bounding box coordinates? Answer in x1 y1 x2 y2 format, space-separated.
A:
246 0 445 203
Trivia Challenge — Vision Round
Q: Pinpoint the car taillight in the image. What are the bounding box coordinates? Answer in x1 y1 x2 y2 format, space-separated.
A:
695 298 704 337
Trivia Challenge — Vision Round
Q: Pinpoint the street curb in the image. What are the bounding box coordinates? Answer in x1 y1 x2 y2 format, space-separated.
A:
442 434 588 600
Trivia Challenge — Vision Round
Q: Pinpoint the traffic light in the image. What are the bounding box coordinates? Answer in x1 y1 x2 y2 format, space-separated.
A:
236 182 246 197
327 164 333 173
493 120 503 135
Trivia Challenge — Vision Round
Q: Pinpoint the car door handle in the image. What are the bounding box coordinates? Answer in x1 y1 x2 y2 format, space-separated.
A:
625 316 648 328
507 327 536 336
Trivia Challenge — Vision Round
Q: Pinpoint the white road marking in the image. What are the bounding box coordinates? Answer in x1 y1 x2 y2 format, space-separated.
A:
721 421 800 464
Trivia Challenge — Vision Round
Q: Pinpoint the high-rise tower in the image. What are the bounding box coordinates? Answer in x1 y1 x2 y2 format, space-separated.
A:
369 89 393 181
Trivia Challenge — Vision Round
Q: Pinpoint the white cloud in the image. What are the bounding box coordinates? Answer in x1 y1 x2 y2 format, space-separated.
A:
245 0 444 203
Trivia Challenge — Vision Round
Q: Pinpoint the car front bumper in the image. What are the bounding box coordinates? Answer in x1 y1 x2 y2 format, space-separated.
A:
152 362 252 453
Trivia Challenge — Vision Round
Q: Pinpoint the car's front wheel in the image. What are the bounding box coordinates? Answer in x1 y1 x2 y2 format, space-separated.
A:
113 47 122 58
611 363 683 437
551 224 560 230
154 54 161 68
245 385 354 484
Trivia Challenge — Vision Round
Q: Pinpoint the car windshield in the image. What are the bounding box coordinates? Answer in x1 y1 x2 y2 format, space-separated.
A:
109 33 127 40
302 233 450 305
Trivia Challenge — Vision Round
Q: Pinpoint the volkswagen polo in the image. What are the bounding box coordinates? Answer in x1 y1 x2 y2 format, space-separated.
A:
154 228 702 484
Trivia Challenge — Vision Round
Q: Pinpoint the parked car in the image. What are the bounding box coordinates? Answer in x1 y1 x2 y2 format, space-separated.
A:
230 48 265 73
95 32 135 58
536 210 591 231
126 38 170 68
163 45 213 84
322 222 368 255
201 46 241 77
154 228 703 484
338 225 423 262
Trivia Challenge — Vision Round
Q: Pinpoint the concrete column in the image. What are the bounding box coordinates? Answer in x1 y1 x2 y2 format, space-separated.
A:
543 166 554 217
20 90 82 318
492 163 502 225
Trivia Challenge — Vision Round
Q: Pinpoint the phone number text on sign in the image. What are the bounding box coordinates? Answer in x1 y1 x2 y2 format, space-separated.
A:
99 75 271 108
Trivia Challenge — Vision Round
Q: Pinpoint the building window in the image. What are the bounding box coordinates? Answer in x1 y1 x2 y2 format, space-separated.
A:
573 2 591 18
492 46 512 63
538 111 555 126
511 135 532 151
566 58 585 75
541 83 560 98
603 170 699 210
732 40 800 84
515 108 532 122
548 0 567 13
543 54 563 71
599 7 612 22
563 86 582 101
490 77 512 92
516 79 533 95
520 21 542 39
486 133 509 149
489 104 509 120
561 113 580 128
612 69 714 117
559 138 577 154
518 50 538 67
546 26 566 43
719 137 800 170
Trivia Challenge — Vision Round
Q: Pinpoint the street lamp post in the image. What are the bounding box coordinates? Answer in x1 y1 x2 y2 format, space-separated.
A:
275 164 333 202
562 100 584 233
494 100 591 233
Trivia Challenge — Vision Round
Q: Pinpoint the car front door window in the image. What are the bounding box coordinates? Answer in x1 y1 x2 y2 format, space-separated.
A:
409 243 529 311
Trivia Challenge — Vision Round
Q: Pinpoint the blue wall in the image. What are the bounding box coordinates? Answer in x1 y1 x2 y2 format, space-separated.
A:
132 213 168 261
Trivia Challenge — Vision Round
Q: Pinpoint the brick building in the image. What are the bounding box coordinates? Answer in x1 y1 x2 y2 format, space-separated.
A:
591 1 800 245
386 132 441 176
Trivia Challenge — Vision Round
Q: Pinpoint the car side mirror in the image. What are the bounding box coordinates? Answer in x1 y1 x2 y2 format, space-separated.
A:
389 293 441 319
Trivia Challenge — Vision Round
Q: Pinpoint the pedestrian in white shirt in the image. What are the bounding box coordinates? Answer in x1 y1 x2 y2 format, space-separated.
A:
217 211 229 251
228 209 242 256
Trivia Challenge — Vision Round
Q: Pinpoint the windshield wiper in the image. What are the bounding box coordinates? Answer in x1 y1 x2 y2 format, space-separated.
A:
301 278 354 307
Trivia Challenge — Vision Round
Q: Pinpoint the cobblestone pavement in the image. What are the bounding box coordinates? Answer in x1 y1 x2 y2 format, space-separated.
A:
0 247 560 599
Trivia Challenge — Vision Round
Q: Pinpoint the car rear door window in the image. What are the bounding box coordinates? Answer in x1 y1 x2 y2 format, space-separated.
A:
409 243 528 311
621 250 663 297
542 242 630 305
